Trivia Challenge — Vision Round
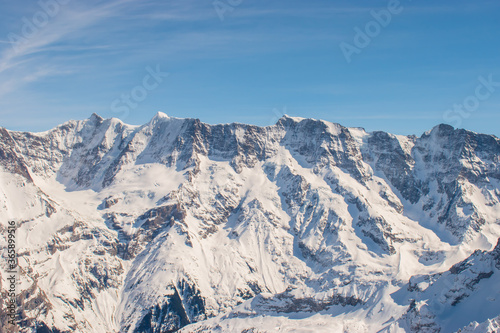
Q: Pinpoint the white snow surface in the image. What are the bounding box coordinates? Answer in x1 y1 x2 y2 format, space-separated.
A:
0 114 499 332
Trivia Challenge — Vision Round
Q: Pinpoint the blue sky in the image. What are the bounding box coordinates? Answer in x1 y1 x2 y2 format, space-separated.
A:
0 0 499 136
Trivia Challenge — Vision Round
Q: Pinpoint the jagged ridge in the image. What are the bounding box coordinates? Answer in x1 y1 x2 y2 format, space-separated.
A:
0 113 499 332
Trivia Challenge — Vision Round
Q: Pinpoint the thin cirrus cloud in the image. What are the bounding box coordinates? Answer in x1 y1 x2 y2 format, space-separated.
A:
0 0 499 136
0 0 345 98
0 1 332 98
0 0 137 95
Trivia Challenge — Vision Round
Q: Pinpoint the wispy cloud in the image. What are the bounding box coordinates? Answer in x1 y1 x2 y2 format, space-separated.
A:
0 0 355 99
0 0 135 97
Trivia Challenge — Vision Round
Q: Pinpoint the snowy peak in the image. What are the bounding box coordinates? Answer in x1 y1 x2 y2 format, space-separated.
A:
152 111 169 119
392 237 500 332
0 127 33 182
1 114 500 332
147 111 170 125
276 114 306 125
89 112 104 123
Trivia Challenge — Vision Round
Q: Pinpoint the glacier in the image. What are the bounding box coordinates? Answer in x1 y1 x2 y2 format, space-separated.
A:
0 112 499 332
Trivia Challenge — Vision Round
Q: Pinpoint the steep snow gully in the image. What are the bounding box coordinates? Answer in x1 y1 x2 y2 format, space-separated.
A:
1 113 500 332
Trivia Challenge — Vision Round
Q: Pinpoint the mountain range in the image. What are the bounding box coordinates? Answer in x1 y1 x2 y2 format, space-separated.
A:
1 112 500 332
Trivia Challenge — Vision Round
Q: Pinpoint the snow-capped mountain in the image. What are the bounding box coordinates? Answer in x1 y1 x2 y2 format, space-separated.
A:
1 113 499 332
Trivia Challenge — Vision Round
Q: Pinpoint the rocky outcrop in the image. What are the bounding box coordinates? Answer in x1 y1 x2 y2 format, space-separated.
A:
0 113 499 332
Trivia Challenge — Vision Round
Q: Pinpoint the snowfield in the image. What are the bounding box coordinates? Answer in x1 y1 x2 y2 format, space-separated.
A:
1 113 500 332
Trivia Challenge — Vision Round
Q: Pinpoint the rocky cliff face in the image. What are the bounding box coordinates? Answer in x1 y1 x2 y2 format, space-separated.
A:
0 113 499 332
392 238 500 332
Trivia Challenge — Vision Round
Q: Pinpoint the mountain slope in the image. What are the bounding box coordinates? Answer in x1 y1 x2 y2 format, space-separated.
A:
0 113 499 332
